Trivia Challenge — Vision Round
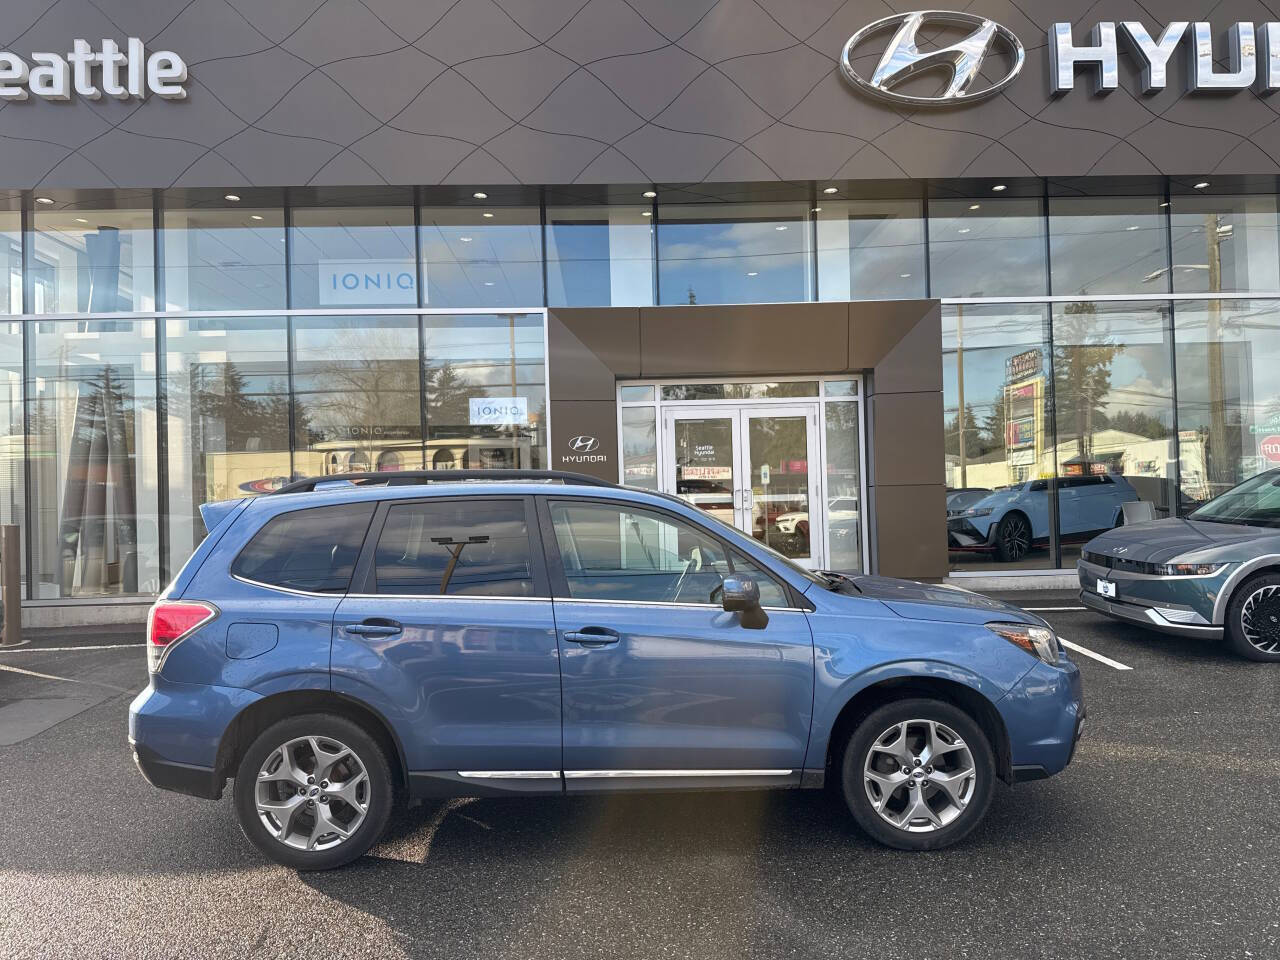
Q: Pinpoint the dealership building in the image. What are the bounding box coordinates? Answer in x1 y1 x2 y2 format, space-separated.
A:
3 0 1280 623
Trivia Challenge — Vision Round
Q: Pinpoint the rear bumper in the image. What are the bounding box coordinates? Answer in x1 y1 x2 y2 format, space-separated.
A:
1078 589 1224 639
131 741 223 800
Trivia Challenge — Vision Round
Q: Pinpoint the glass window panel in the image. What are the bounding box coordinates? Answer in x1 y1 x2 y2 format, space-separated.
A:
162 192 285 310
289 195 416 309
419 205 543 308
943 303 1053 572
621 406 657 489
619 385 653 402
1170 195 1280 294
818 199 926 301
658 203 811 305
549 500 731 603
31 197 155 313
824 380 858 397
1174 299 1280 505
28 318 160 597
1049 196 1170 296
231 502 375 593
293 316 423 477
825 401 864 573
727 549 788 608
165 316 291 570
0 319 23 594
547 205 654 306
374 499 536 596
1051 301 1175 567
928 197 1047 299
423 314 546 470
662 381 818 401
1 202 19 314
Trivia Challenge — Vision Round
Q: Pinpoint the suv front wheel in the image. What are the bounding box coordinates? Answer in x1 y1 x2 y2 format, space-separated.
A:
840 698 995 851
233 713 394 870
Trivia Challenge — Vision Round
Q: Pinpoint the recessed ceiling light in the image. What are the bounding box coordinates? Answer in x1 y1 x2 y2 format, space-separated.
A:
642 190 657 199
460 236 473 242
747 271 759 276
822 186 839 195
1126 225 1140 231
992 184 1007 192
900 273 912 279
775 225 788 231
483 281 495 286
35 196 53 204
473 191 488 199
1160 201 1171 208
224 194 240 201
1194 181 1210 190
811 207 822 213
958 228 972 234
641 211 652 217
969 204 981 211
482 212 494 218
250 214 263 221
74 217 87 223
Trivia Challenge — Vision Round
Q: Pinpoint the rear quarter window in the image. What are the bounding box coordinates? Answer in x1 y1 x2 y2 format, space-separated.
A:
231 502 375 593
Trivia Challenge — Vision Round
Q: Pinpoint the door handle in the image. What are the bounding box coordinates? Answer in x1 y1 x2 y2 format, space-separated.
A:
345 619 403 638
563 627 621 647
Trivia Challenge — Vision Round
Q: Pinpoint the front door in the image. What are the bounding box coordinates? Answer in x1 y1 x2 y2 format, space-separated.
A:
541 496 815 789
664 405 823 568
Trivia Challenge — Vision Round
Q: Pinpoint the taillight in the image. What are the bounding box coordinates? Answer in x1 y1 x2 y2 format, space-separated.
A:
147 600 217 673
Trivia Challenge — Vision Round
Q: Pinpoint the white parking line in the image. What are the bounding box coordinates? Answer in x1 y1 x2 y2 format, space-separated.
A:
0 661 132 692
1059 636 1133 671
0 643 143 653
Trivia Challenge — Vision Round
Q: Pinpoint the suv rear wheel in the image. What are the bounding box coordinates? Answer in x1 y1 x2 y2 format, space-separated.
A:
233 713 393 870
840 698 995 851
1225 573 1280 662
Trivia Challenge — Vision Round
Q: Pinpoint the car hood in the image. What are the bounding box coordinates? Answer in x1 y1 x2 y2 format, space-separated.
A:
839 575 1044 626
1083 517 1274 564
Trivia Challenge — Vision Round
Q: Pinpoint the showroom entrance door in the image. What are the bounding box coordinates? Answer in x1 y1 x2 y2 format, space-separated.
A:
662 404 824 568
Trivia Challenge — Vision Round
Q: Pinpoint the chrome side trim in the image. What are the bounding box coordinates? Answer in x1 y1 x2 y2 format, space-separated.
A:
457 770 561 780
344 593 549 603
563 769 792 779
553 597 805 613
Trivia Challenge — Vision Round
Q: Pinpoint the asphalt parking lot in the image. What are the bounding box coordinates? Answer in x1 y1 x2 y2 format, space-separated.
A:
2 596 1278 960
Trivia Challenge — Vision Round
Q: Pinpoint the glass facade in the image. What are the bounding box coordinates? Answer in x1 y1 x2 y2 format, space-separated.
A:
6 181 1280 598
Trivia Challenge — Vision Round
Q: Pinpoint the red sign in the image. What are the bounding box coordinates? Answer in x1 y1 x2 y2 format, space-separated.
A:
1261 436 1280 463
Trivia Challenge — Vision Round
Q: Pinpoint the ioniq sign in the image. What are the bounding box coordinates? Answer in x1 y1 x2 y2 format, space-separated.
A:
841 11 1280 106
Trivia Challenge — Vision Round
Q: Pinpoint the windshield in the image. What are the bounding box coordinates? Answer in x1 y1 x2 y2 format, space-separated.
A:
1189 470 1280 527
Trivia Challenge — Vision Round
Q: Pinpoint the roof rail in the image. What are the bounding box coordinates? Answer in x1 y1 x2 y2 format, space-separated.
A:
271 469 616 495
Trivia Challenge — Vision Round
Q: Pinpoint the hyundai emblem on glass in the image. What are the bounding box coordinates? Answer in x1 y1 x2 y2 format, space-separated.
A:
569 436 600 453
840 10 1026 105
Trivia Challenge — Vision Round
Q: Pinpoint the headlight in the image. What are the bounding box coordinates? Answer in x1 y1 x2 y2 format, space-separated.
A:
988 622 1060 665
1151 562 1226 577
966 508 992 518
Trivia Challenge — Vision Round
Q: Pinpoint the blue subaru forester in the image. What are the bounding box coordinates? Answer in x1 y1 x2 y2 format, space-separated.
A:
129 470 1084 869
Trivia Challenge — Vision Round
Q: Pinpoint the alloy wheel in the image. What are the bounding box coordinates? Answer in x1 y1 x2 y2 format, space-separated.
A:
1240 585 1280 654
1001 516 1030 560
255 735 371 851
863 719 976 833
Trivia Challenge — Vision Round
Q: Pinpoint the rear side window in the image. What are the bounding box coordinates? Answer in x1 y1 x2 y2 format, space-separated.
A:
232 503 375 593
374 498 537 597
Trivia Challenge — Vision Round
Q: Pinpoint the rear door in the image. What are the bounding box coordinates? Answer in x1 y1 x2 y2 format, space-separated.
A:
332 495 562 792
539 495 814 791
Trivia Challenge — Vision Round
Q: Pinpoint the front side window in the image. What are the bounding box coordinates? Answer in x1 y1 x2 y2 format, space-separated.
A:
232 502 375 593
373 498 536 596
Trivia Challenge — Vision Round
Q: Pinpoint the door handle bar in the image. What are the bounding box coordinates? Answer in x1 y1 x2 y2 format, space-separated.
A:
563 629 620 647
346 621 403 638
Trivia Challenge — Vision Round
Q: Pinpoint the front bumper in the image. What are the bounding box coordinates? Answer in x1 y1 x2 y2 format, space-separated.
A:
947 516 995 549
1078 589 1224 639
997 656 1085 781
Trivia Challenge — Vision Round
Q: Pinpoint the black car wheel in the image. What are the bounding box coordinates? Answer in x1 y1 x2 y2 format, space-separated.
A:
994 512 1031 563
1226 573 1280 662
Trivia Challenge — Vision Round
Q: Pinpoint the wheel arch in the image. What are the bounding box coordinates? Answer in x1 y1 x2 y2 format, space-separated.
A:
1212 556 1280 625
823 675 1013 785
214 689 409 792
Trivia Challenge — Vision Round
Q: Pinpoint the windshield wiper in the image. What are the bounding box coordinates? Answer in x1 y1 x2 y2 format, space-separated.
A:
818 570 862 593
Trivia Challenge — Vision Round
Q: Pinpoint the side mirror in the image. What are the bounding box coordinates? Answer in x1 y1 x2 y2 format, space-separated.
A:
721 576 769 630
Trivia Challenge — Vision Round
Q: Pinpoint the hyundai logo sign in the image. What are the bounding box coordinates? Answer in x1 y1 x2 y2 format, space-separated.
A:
569 436 600 453
840 11 1025 106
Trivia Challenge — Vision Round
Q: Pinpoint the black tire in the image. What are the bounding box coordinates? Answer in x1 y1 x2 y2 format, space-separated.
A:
233 713 394 870
840 698 996 851
1225 573 1280 662
993 512 1031 563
